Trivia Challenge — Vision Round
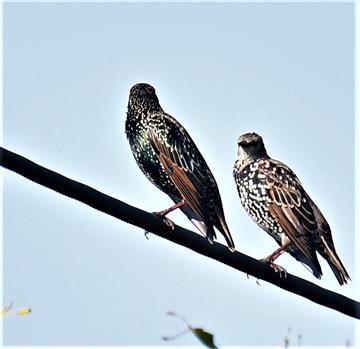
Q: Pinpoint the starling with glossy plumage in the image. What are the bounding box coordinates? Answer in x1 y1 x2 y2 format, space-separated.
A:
233 132 350 284
125 83 235 251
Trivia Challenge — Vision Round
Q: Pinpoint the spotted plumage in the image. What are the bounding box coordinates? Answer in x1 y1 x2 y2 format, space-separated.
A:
125 83 235 251
233 132 350 284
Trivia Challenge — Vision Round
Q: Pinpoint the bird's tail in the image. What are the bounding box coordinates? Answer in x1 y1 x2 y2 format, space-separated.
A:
176 198 235 251
307 197 350 285
318 236 350 285
289 248 323 279
214 210 236 252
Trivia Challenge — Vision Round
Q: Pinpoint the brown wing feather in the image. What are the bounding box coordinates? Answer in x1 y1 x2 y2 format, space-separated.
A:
158 152 204 219
147 123 235 251
264 161 320 269
148 129 207 221
307 195 350 284
268 204 317 263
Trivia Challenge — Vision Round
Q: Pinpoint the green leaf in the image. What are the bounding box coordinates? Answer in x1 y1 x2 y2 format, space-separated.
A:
191 327 218 349
164 311 218 348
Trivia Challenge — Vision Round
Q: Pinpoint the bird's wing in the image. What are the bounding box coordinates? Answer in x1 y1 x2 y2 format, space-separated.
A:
262 160 320 267
147 117 217 222
306 195 350 284
307 196 335 248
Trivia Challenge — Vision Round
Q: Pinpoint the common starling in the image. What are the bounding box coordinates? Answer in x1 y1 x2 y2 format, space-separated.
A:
125 83 235 251
233 132 350 284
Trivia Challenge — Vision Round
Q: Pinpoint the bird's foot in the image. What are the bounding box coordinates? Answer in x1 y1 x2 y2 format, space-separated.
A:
143 213 175 239
152 211 175 230
269 262 287 278
260 258 287 278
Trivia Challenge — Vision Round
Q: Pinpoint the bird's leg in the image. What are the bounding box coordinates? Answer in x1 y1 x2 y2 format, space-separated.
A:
267 245 287 262
261 240 291 277
144 200 187 238
154 199 187 217
152 199 188 229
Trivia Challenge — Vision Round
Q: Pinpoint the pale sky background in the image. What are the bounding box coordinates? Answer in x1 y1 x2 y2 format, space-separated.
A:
2 2 358 346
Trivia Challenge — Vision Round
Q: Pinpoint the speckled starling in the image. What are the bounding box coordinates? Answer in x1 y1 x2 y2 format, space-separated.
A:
125 83 235 251
233 132 350 284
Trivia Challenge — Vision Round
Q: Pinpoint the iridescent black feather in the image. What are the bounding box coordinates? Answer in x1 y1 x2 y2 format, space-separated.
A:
126 83 235 251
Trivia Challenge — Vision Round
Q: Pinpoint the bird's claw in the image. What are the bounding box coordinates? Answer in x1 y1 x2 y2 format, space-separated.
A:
144 213 174 239
269 262 287 278
152 212 175 230
162 217 175 229
260 258 287 278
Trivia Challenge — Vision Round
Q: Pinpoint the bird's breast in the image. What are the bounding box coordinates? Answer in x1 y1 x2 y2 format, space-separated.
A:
236 163 283 239
126 118 180 198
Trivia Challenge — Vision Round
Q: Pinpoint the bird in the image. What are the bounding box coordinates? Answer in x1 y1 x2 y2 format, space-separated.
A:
233 132 350 284
125 83 235 251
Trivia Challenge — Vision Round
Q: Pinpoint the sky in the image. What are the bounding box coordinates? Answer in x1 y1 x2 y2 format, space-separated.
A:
2 2 358 346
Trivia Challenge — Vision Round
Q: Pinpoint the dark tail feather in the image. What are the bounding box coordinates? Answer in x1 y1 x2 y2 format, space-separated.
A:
215 211 235 252
177 197 235 251
307 198 350 285
327 259 350 285
319 237 350 285
178 202 217 244
302 260 322 279
288 249 323 279
206 226 216 245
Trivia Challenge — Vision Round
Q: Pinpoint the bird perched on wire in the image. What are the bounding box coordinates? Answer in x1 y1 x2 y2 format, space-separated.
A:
125 83 235 251
233 132 350 284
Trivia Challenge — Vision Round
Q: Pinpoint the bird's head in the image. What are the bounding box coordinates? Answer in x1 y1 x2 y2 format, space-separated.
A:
236 132 269 162
128 83 161 113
